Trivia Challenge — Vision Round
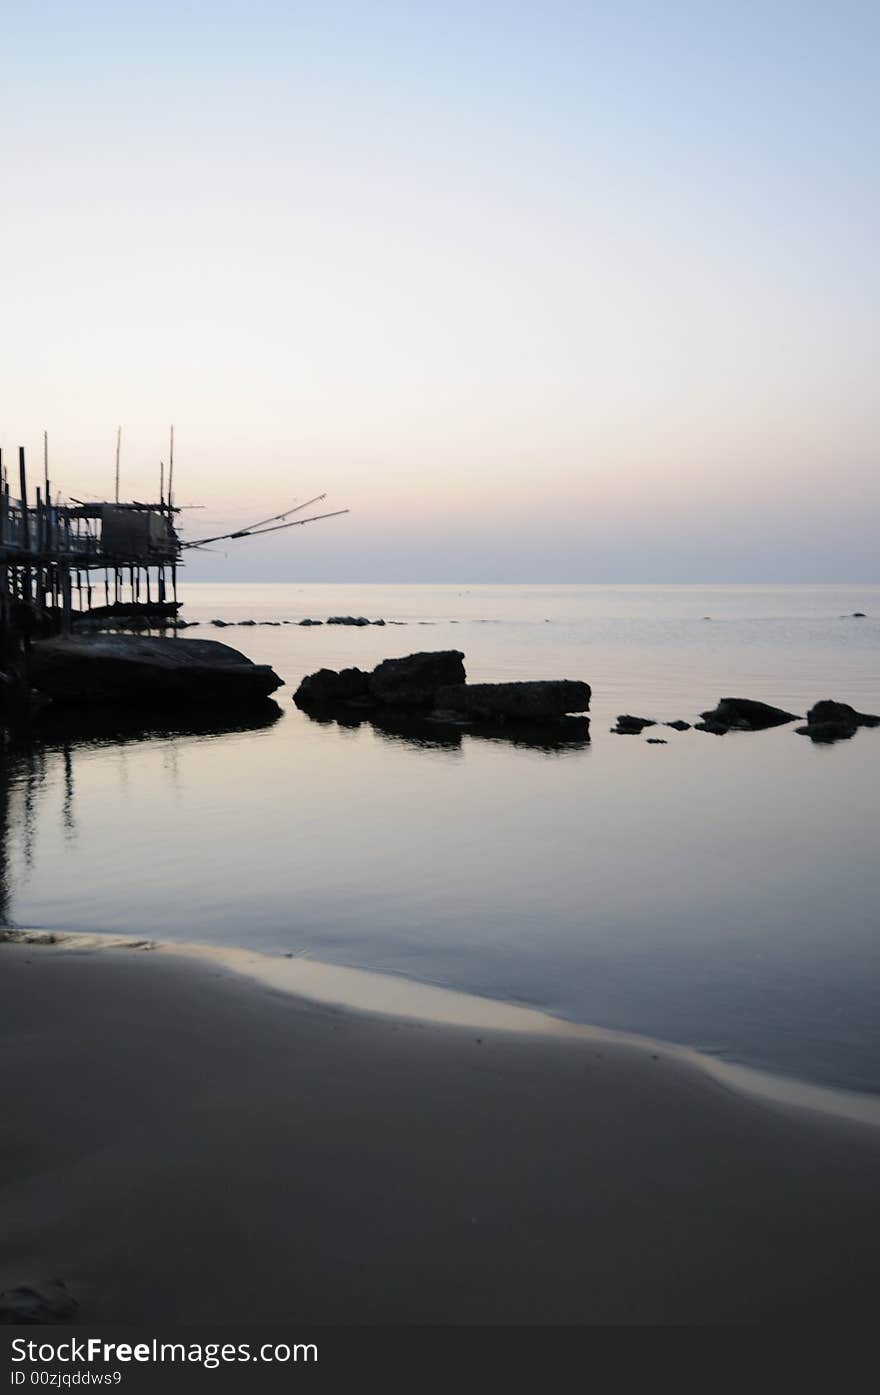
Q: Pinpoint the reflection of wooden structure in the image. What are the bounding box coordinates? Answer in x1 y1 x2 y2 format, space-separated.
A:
0 446 180 643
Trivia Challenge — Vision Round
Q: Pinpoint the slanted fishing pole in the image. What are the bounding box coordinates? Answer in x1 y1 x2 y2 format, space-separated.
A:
181 507 349 550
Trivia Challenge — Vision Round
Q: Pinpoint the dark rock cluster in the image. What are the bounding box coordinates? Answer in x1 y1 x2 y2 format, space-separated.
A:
294 651 590 727
694 698 800 734
611 715 655 734
327 616 386 627
795 699 880 744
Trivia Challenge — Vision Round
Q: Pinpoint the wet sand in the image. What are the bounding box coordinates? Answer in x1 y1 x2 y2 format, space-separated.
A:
2 935 880 1324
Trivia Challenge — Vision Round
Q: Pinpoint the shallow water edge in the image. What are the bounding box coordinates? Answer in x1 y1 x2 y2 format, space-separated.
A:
7 928 880 1131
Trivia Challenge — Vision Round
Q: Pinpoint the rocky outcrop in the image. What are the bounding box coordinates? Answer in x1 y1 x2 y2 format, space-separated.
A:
697 698 800 732
29 635 283 710
294 667 370 706
369 651 466 708
293 651 589 729
434 680 590 720
612 715 655 734
795 699 880 744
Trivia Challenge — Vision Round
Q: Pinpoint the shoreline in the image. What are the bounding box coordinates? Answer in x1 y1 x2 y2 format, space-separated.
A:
6 927 880 1129
4 932 880 1323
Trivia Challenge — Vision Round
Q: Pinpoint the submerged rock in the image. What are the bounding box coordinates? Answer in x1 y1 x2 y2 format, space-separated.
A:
327 615 371 626
29 635 283 710
698 698 800 732
434 680 591 720
369 651 466 707
796 699 880 744
612 715 655 734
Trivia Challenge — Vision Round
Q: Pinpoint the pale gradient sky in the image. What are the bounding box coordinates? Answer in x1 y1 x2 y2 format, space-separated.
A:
1 1 877 581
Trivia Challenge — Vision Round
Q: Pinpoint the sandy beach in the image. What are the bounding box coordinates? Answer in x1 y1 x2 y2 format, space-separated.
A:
1 934 879 1325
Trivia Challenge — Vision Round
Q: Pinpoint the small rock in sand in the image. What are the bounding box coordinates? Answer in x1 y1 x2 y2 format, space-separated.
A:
0 1279 78 1325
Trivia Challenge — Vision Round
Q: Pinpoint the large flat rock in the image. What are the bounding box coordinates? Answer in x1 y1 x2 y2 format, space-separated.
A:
30 635 283 708
435 680 591 719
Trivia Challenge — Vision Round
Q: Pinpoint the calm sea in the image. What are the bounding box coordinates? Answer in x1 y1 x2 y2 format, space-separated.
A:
3 583 879 1092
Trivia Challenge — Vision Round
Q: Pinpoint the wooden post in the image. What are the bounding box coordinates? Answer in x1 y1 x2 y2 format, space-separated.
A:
168 425 174 511
18 447 30 549
18 447 31 603
61 565 72 633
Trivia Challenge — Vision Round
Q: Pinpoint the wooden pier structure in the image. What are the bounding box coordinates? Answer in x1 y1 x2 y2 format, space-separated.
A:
0 445 180 652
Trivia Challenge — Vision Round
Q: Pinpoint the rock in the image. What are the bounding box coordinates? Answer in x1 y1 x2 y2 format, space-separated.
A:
666 720 691 731
293 667 370 707
852 612 866 618
694 720 730 735
612 715 655 734
699 698 799 731
646 738 668 744
210 619 229 627
327 616 371 626
369 651 466 708
29 635 283 709
806 699 880 729
238 619 256 626
795 699 880 743
372 618 386 626
299 619 323 626
0 1279 78 1324
434 680 591 720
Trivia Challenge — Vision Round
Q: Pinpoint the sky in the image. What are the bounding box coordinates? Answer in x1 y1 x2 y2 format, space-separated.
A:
1 1 877 582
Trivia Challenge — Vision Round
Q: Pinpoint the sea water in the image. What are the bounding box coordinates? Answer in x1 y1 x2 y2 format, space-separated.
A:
3 583 879 1092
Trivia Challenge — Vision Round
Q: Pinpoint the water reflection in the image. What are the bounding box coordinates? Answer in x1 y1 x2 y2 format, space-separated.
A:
300 706 591 753
29 699 283 745
0 702 284 923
